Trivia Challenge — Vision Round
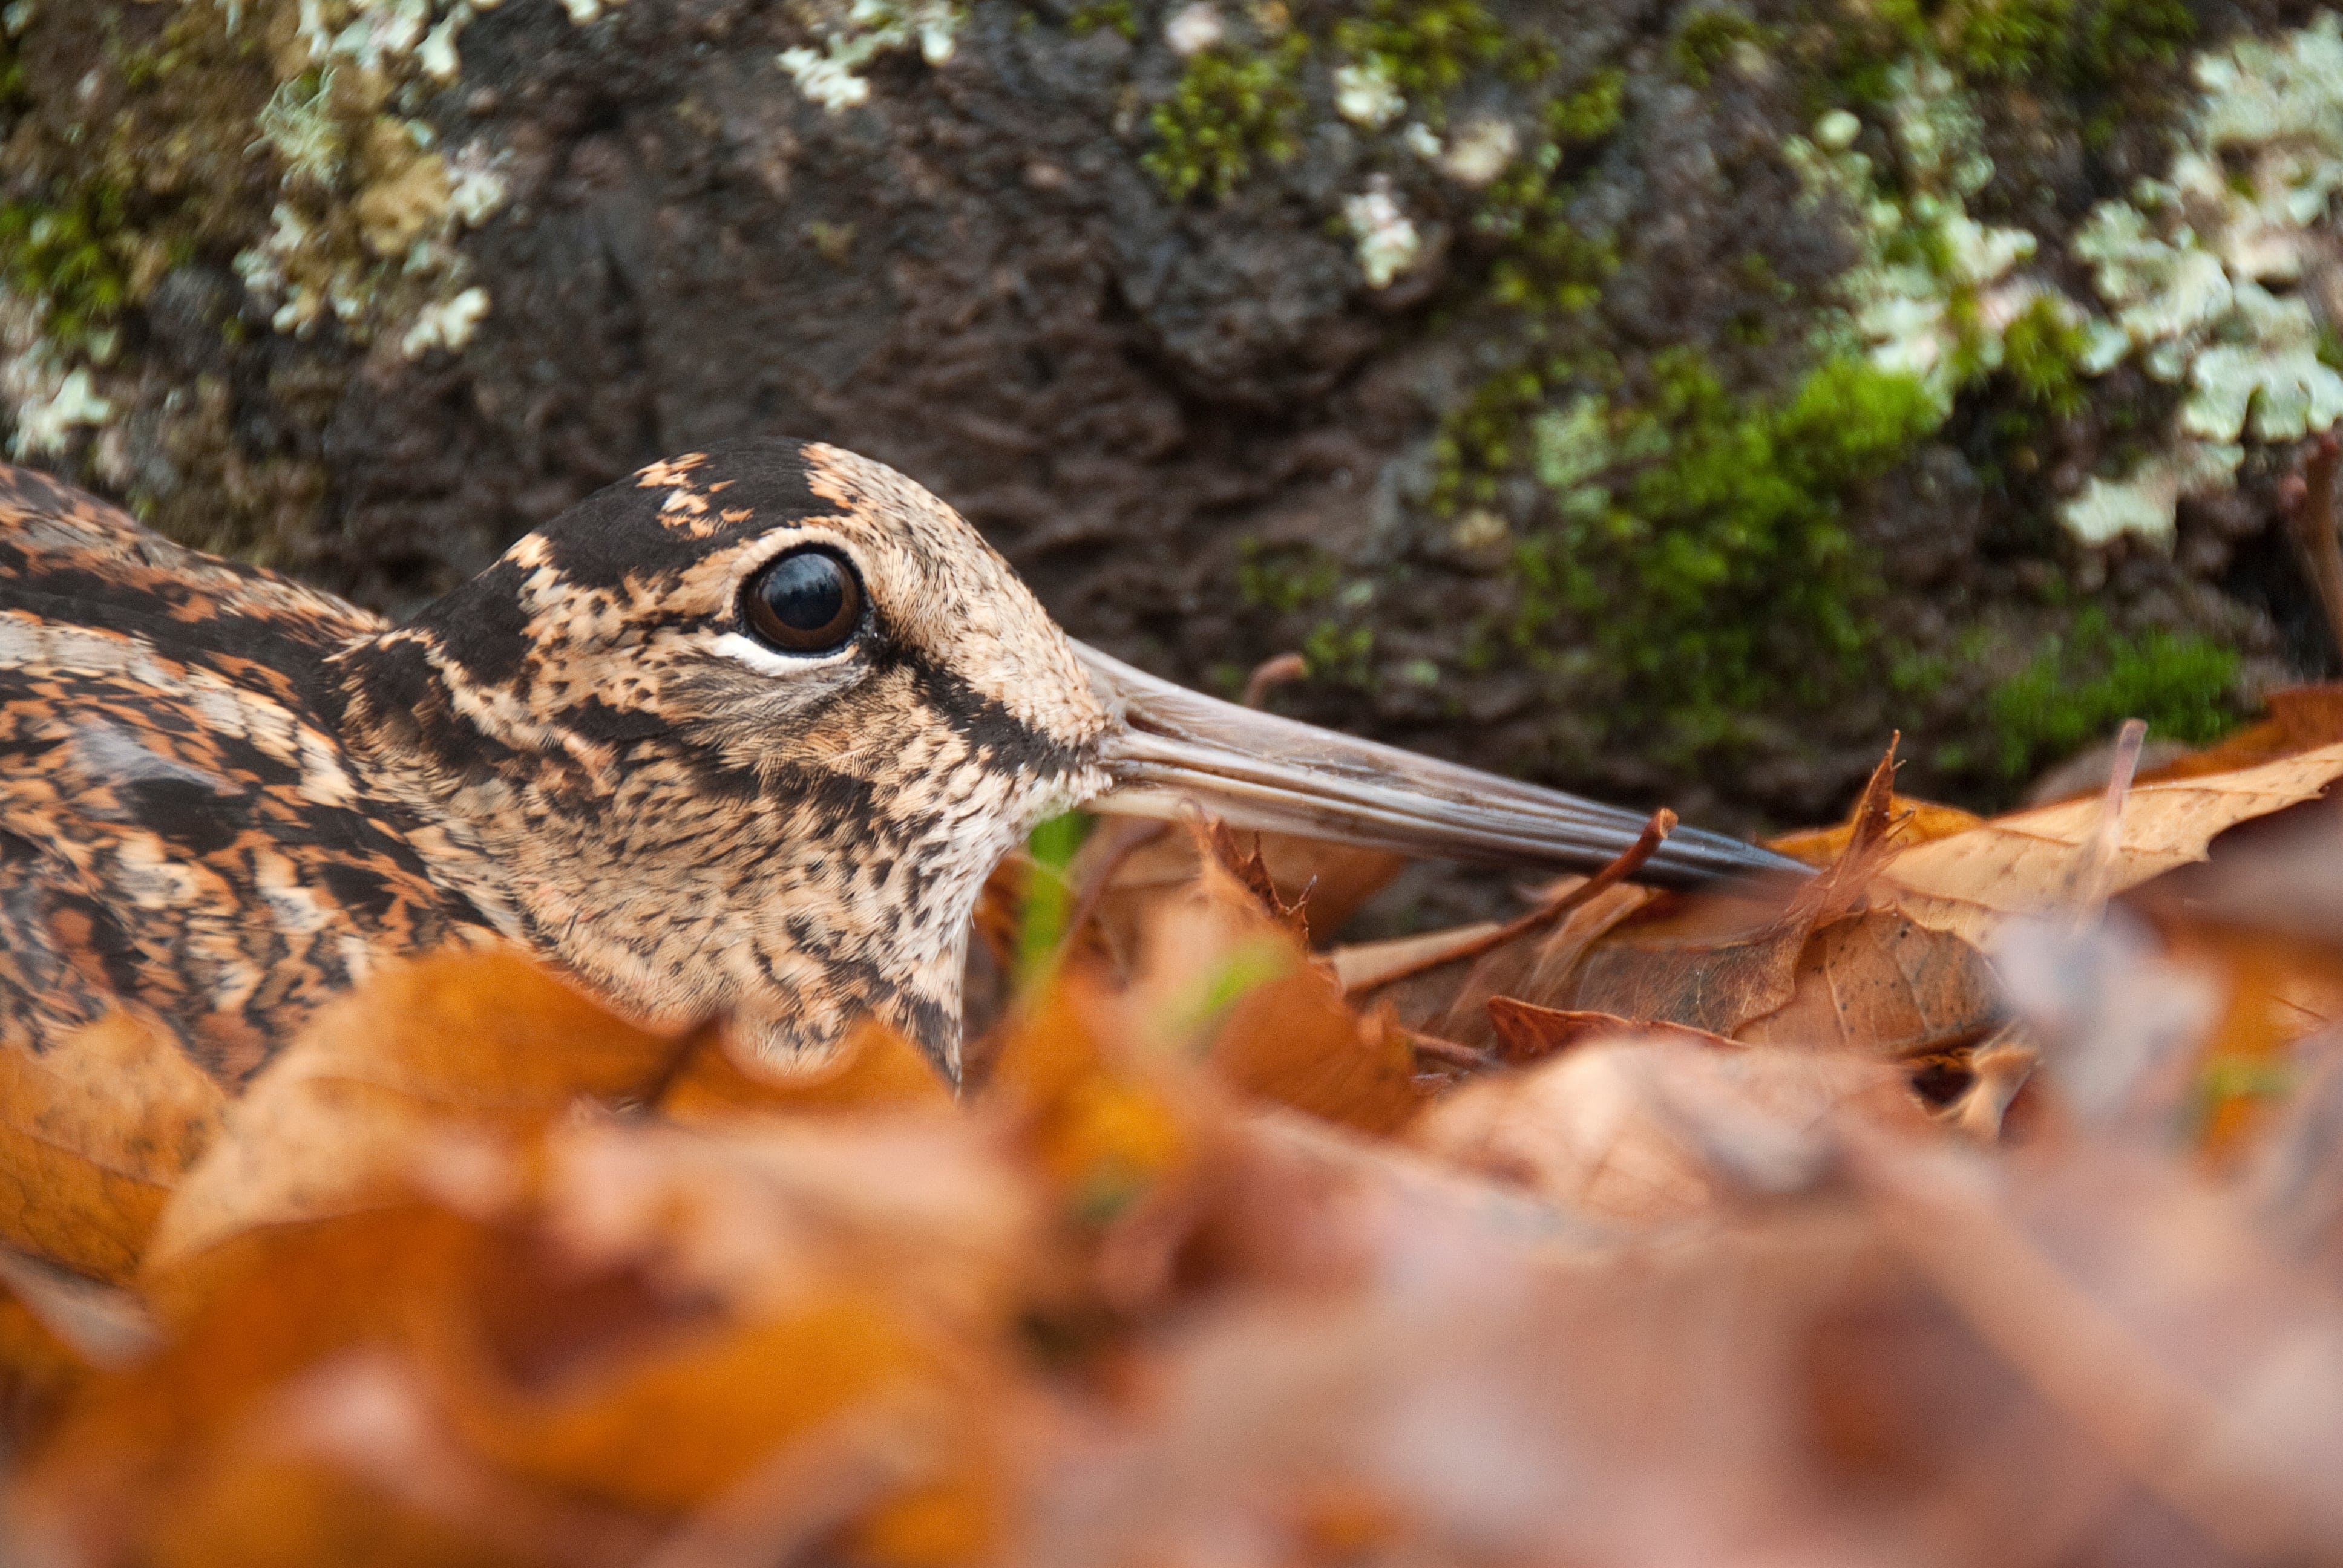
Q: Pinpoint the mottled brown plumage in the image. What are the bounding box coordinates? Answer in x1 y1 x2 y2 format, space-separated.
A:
0 438 1796 1088
0 442 1105 1082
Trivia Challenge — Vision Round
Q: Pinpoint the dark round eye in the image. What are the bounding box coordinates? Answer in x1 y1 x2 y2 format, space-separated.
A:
742 547 864 654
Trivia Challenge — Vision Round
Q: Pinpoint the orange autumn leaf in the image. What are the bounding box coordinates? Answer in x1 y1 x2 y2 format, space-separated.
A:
1766 795 1984 866
14 1207 489 1564
145 952 689 1276
1212 976 1426 1135
0 1264 108 1451
986 973 1196 1223
1133 822 1427 1134
0 1010 225 1283
25 1099 1046 1567
424 1287 980 1515
657 1019 952 1122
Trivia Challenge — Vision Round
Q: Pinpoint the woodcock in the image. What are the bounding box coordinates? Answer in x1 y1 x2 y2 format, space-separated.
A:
0 439 1798 1085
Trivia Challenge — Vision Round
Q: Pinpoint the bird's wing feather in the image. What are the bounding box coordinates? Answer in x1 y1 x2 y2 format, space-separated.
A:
0 465 490 1083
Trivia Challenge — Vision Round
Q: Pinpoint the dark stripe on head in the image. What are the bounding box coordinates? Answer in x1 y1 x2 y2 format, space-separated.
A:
539 438 831 593
903 656 1086 777
421 557 534 688
340 635 532 786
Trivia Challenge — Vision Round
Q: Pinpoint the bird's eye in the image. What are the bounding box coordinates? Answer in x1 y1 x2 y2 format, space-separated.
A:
742 547 865 654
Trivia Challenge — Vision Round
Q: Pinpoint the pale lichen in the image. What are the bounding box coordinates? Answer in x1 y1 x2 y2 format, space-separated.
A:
779 0 963 114
1342 181 1421 287
0 0 629 460
1785 60 2048 411
1528 392 1608 520
223 1 531 354
1164 2 1223 56
5 354 112 459
1334 57 1402 127
2062 14 2343 543
2062 440 2243 546
1438 116 1516 185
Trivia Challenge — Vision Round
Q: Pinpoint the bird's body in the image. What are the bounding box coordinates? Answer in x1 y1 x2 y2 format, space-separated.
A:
0 437 1797 1090
0 462 494 1083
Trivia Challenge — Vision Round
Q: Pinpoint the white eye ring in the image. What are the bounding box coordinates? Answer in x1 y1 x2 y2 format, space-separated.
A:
707 630 863 676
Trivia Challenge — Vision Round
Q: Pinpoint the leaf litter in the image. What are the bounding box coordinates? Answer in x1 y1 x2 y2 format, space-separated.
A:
13 702 2343 1563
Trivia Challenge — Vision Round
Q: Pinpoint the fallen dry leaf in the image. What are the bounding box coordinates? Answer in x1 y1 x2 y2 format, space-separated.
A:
657 1021 951 1123
1124 824 1427 1135
0 1010 224 1282
1086 825 1403 951
1377 744 1913 1060
19 1105 1047 1568
1484 998 1741 1062
1878 741 2343 947
1767 794 1985 866
1732 911 2003 1058
1378 883 1657 1050
15 698 2343 1568
1411 1034 1924 1227
144 952 692 1277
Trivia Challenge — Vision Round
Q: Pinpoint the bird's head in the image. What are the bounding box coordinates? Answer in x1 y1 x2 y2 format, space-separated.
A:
338 439 1795 1076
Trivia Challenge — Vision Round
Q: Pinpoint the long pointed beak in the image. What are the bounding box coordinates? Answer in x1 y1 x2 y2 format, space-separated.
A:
1073 642 1807 891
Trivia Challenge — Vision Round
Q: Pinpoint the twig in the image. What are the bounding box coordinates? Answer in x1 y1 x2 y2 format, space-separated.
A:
1403 1027 1492 1071
1241 651 1308 709
1351 808 1676 996
2069 717 2146 928
2280 430 2343 667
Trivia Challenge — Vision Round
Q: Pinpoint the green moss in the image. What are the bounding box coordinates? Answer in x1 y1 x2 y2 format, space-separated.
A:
2000 295 2089 416
1941 0 2071 79
2069 0 2194 81
1066 0 1136 36
1431 362 1559 513
1302 618 1376 684
1332 0 1509 109
1518 353 1942 753
1987 610 2240 780
1671 10 1777 88
1237 538 1341 612
1870 0 2194 85
1542 65 1625 144
0 187 134 350
1144 35 1311 203
1476 77 1627 316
